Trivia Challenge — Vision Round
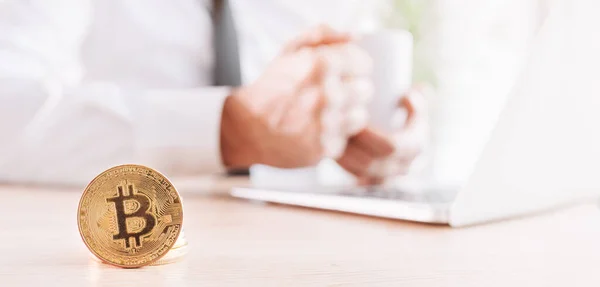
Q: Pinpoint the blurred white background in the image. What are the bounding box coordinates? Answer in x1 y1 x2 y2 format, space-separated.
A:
401 0 545 182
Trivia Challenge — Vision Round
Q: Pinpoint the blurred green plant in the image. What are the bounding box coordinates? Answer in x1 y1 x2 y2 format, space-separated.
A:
381 0 438 87
383 0 429 39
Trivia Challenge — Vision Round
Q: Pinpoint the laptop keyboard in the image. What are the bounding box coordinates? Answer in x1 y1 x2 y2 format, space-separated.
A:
321 186 458 204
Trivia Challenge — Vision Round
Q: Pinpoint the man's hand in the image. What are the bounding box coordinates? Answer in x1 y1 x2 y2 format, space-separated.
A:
337 86 429 184
220 26 352 169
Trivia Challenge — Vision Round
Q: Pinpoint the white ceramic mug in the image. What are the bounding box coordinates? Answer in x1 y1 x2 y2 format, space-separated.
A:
358 29 413 131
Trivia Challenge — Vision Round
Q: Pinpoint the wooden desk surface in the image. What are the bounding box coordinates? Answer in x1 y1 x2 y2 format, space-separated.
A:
1 180 600 286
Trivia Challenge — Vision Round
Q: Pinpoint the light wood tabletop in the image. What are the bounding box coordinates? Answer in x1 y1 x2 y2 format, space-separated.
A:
1 178 600 286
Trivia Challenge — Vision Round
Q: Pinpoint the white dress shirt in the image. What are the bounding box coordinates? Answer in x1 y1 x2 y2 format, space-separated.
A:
0 0 228 184
0 0 382 185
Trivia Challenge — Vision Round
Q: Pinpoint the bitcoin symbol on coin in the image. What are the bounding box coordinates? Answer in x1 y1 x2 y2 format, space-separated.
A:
78 165 183 268
107 184 156 249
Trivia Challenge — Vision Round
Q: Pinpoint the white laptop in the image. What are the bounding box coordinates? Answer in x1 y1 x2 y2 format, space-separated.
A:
232 4 600 227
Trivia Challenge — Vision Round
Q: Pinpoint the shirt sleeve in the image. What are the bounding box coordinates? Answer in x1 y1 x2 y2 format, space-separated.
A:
0 0 229 185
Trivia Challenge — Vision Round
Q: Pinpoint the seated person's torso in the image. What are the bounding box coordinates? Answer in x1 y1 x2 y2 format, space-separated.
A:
80 0 380 89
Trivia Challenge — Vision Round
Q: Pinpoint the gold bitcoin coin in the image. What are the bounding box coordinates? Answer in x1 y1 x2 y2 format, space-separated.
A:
78 164 183 268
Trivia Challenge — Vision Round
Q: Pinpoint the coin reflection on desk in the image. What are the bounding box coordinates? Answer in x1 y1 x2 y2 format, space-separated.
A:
77 164 184 268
